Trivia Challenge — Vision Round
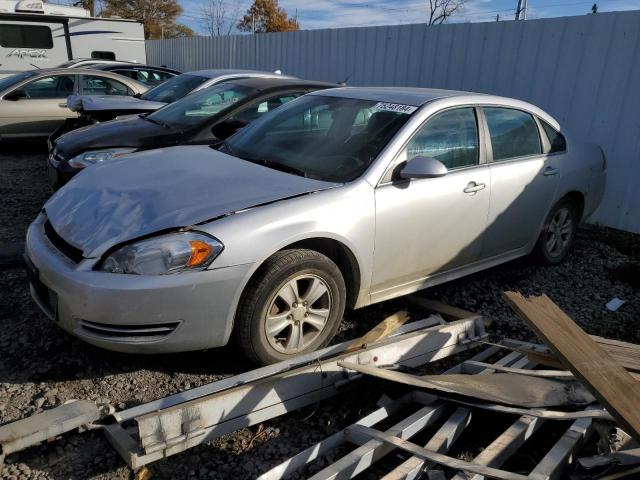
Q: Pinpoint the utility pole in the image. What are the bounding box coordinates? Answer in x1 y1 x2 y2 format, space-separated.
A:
515 0 528 20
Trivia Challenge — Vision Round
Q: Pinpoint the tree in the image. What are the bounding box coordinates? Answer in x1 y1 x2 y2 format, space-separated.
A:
427 0 465 25
101 0 192 39
237 0 299 33
201 0 240 36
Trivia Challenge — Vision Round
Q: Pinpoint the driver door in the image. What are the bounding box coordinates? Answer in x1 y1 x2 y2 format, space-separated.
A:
370 107 491 301
0 74 78 138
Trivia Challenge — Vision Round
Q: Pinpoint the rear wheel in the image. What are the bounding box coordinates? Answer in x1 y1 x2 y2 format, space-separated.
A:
534 198 579 265
235 249 346 365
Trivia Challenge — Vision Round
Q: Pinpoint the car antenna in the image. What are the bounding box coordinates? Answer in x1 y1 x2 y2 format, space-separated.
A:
338 72 352 86
30 63 42 69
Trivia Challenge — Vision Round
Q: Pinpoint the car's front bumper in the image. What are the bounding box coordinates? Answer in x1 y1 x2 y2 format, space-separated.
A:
25 214 253 353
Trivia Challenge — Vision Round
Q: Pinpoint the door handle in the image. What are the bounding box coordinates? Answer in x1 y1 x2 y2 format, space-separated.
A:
543 166 559 176
463 182 486 194
58 102 68 108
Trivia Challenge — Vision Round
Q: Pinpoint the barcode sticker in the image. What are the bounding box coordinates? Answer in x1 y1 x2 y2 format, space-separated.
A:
373 102 418 114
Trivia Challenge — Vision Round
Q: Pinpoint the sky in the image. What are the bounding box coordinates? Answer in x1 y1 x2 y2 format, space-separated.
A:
178 0 640 34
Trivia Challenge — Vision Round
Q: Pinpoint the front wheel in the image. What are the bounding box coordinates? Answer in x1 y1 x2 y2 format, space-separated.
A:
534 199 579 265
235 249 346 365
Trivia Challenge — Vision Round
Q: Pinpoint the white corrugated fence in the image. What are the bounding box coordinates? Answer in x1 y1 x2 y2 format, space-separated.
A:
146 11 640 233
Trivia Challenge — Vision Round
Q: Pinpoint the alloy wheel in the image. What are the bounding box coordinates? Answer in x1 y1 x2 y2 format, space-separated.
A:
545 207 574 258
265 274 332 354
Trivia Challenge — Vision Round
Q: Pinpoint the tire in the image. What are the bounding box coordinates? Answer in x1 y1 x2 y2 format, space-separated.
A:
235 249 346 365
534 198 579 265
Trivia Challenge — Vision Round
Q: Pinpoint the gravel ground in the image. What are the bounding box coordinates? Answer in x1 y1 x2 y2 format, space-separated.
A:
1 147 638 479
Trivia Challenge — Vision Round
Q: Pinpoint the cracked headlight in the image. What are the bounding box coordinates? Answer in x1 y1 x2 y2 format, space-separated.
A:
101 232 224 275
68 148 137 169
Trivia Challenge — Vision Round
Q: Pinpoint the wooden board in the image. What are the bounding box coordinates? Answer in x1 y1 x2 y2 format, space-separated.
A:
345 310 410 352
407 296 476 320
338 362 595 407
503 292 640 442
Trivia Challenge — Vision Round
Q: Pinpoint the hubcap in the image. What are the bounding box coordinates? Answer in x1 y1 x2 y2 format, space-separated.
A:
545 207 573 258
265 274 332 354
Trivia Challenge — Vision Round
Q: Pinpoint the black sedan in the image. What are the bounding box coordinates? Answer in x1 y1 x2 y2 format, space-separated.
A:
83 63 181 87
49 77 337 189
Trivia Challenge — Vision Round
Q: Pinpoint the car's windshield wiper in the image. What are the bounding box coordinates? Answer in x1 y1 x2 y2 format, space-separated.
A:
140 115 171 128
243 156 309 178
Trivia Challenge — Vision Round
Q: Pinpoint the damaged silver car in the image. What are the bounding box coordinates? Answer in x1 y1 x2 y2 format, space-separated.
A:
25 87 606 364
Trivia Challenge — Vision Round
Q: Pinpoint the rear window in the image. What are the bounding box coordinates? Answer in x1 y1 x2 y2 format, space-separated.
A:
540 120 567 153
484 107 542 161
0 24 53 49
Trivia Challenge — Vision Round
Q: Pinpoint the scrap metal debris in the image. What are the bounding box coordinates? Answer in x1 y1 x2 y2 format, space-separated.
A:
1 295 639 479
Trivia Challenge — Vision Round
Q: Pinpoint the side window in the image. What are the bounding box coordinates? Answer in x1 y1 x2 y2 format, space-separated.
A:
22 75 75 99
81 75 130 96
233 93 301 124
540 120 567 153
405 107 479 170
91 51 116 60
0 25 53 49
484 107 542 161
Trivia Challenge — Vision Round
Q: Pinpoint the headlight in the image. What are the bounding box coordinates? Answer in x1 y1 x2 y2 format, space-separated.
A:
101 232 224 275
68 148 137 169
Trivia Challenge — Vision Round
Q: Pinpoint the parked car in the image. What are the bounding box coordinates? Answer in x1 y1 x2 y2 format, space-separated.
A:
25 87 606 364
49 77 337 188
50 69 296 142
0 69 147 141
84 63 181 87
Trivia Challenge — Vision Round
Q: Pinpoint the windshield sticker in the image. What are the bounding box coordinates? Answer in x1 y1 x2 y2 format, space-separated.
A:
373 102 418 114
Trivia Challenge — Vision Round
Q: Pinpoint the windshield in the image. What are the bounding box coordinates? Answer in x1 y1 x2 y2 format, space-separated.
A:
0 71 37 93
148 83 256 129
141 73 208 103
224 95 413 182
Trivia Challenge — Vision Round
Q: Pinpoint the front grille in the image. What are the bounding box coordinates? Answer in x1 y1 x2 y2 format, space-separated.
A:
78 320 181 342
44 220 84 263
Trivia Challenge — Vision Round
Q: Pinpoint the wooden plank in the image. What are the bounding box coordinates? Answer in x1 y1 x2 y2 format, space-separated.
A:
346 425 529 480
529 409 595 480
503 292 640 442
407 296 476 320
463 360 573 378
381 407 471 480
338 362 595 407
346 310 410 352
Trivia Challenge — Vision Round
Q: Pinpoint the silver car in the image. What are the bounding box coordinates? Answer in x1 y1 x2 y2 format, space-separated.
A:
25 87 606 364
0 68 147 140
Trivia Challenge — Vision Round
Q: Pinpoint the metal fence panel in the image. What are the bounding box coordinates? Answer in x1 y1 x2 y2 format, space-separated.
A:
146 11 640 232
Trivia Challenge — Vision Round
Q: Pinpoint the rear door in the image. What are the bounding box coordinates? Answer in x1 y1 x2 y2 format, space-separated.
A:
0 73 77 137
0 19 70 75
479 107 561 258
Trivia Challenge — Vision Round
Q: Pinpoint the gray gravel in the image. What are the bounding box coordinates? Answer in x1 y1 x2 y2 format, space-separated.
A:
1 148 638 479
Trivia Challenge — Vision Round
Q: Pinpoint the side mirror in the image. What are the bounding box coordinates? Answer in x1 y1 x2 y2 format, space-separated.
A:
211 119 247 140
4 89 27 101
398 156 448 180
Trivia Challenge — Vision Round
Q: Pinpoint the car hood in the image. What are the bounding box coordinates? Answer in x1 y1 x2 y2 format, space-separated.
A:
56 116 177 155
67 95 167 113
45 146 340 258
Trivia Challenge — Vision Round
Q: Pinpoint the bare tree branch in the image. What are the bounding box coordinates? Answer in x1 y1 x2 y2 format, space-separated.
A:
428 0 465 25
200 0 240 37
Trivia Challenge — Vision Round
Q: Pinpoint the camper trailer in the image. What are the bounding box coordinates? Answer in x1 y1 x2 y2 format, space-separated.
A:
0 0 145 77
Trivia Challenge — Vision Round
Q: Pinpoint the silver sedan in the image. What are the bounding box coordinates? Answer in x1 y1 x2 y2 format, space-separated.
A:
0 69 147 140
25 87 606 364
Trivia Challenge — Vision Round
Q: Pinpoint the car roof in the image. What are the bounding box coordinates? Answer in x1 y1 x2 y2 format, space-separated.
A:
186 69 297 80
218 77 338 91
310 86 487 106
89 63 181 74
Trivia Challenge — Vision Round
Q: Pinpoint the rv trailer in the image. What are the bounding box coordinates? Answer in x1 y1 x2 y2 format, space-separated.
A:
0 0 145 77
